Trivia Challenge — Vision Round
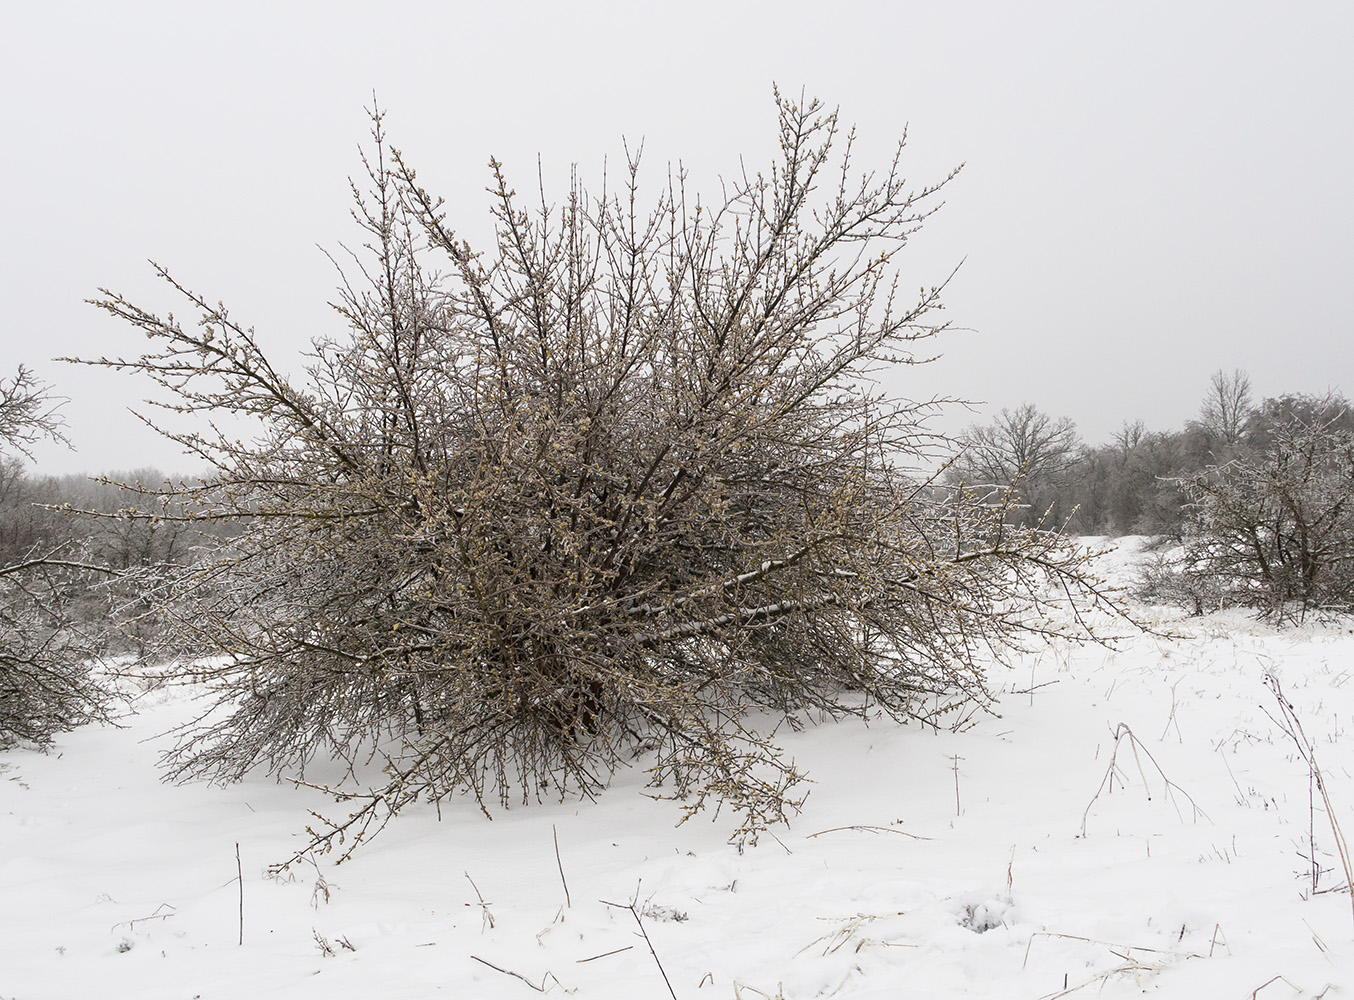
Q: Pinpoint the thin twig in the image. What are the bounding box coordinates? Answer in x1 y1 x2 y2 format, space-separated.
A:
470 955 545 992
1080 723 1209 837
1034 959 1163 1000
236 842 244 946
1011 679 1060 697
805 825 930 840
1250 975 1300 999
111 903 176 933
466 872 495 931
951 755 963 816
1266 673 1354 930
1209 923 1229 957
576 945 634 963
1023 930 1203 970
553 824 571 908
313 928 334 957
602 899 679 1000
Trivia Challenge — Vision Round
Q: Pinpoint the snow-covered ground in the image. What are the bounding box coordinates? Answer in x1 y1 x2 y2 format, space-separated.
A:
3 539 1352 998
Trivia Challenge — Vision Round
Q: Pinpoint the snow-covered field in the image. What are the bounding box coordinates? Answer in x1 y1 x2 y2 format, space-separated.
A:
3 539 1352 998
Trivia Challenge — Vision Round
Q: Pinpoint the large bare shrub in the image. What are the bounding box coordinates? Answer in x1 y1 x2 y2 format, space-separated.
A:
84 96 1128 858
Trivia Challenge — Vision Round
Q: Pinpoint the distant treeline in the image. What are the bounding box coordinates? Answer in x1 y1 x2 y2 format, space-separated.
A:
948 370 1352 537
0 465 194 568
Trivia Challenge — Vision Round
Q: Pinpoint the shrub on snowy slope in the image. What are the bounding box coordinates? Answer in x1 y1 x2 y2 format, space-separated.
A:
83 95 1130 857
1177 401 1354 619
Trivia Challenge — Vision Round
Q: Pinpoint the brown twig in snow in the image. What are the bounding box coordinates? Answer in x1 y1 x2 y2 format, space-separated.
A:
470 955 549 992
465 872 495 932
805 825 930 840
111 903 176 934
1023 930 1204 969
553 824 571 908
576 945 634 963
1249 975 1300 999
236 842 244 946
601 898 679 1000
1080 723 1208 837
1265 673 1354 931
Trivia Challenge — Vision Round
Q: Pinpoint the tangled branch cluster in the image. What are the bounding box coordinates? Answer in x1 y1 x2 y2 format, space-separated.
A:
0 368 111 748
1179 412 1354 619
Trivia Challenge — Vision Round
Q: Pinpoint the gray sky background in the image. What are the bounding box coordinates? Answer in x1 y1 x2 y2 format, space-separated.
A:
5 1 1351 475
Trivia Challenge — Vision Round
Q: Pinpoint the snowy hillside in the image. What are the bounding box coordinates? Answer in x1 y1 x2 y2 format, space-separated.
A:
2 538 1351 998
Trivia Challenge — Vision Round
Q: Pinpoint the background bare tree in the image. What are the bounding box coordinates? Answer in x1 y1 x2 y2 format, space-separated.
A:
85 96 1129 857
950 403 1081 527
1193 368 1254 454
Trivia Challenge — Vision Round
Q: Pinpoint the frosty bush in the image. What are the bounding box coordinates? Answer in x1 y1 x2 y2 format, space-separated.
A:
85 96 1128 855
0 367 111 748
1178 404 1354 619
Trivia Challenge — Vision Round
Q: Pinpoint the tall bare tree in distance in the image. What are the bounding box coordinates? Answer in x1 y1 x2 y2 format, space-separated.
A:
951 403 1081 527
82 94 1129 859
1194 368 1254 453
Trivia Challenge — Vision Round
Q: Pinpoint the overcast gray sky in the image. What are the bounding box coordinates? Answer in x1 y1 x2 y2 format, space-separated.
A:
5 0 1351 475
